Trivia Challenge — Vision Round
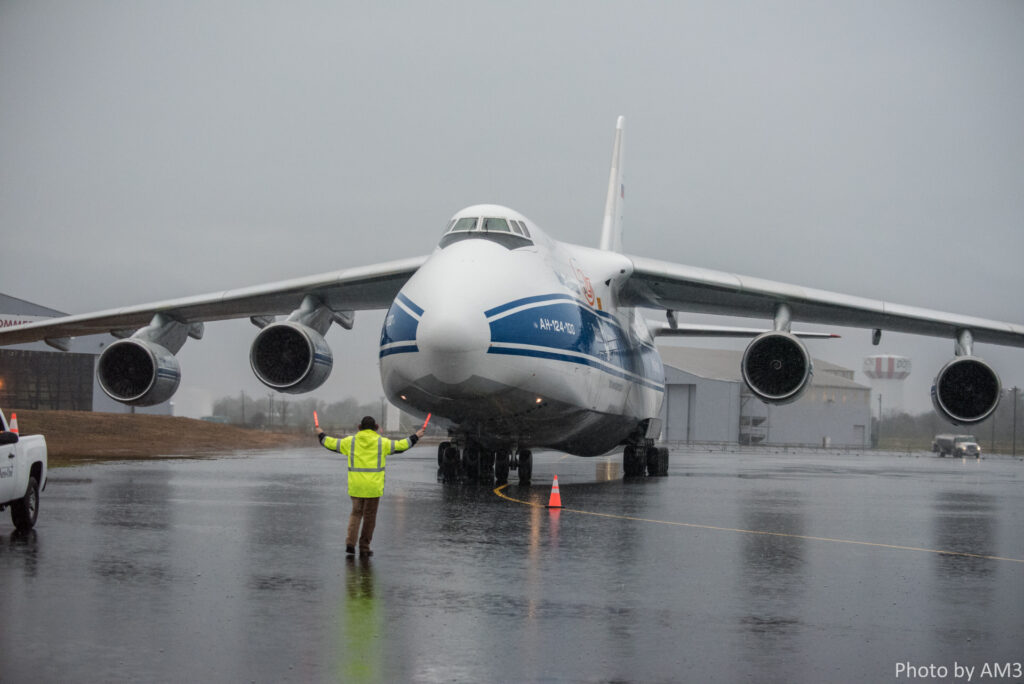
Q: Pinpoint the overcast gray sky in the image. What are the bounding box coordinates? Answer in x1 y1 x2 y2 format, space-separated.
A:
2 1 1022 418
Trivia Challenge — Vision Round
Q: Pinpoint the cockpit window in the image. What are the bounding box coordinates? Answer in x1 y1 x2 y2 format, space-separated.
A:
439 215 534 250
482 217 511 233
450 217 478 232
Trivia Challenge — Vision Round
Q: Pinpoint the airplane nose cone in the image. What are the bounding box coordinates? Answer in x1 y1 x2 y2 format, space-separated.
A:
416 305 490 383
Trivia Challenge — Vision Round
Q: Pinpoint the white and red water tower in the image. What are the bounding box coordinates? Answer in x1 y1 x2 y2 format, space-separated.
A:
863 355 911 417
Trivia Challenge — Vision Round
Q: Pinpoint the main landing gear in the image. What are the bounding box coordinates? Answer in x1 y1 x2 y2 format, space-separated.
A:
623 444 669 477
437 442 532 486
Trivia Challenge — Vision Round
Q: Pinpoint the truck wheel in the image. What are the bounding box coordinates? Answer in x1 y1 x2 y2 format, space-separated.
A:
11 476 39 532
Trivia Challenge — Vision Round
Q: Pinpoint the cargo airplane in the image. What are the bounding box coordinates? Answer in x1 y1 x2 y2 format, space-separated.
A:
3 117 1023 483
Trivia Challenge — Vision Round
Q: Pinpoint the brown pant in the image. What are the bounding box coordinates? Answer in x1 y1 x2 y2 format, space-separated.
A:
347 496 381 551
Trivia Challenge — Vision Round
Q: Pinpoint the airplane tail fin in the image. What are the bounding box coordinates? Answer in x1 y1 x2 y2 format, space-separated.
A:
599 116 626 252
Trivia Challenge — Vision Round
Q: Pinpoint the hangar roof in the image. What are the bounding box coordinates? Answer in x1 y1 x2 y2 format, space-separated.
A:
657 346 868 390
0 292 66 318
0 292 107 355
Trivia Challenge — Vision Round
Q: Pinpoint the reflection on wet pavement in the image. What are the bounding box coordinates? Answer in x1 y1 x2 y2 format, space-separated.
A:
739 490 807 664
929 491 1000 649
0 447 1022 682
339 557 382 682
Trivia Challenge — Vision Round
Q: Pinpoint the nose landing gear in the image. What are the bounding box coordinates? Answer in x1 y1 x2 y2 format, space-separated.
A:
438 442 531 486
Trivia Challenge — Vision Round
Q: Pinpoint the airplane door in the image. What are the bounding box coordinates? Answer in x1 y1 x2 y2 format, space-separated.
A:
596 318 629 412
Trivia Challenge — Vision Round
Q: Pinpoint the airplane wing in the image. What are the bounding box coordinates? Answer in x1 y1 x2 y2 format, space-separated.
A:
647 323 838 339
0 255 428 347
618 255 1024 348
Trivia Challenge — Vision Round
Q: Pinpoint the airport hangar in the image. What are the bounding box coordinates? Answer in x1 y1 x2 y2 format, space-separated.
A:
658 346 872 448
0 293 171 414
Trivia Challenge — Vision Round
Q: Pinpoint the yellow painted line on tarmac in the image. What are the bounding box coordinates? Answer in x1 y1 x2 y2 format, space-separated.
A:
492 484 1024 565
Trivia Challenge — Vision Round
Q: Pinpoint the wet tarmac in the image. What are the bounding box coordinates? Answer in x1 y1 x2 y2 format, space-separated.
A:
2 446 1023 683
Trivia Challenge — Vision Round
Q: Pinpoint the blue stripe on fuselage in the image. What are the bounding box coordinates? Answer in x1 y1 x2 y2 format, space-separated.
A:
396 292 424 317
488 297 663 390
381 298 421 347
378 293 664 391
488 346 664 392
380 343 419 358
485 293 576 318
485 293 618 322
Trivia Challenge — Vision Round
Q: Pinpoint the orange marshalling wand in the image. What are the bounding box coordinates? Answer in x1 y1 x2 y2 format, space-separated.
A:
313 411 320 428
422 413 432 430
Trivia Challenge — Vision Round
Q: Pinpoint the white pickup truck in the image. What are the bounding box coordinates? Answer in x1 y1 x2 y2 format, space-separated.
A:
932 433 982 458
0 410 47 532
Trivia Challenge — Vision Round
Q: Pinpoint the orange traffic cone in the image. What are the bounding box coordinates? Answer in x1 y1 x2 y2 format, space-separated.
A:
547 474 562 508
9 412 18 434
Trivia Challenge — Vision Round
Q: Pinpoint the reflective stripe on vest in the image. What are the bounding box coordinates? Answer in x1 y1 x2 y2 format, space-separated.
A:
348 436 385 473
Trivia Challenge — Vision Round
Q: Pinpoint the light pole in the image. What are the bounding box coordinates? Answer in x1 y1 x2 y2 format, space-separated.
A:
1013 386 1019 458
991 402 996 453
877 393 882 446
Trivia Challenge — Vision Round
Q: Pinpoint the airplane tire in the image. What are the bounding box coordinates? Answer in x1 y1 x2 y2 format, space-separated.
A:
438 441 450 467
644 446 670 477
478 450 494 483
646 446 659 477
623 446 643 477
495 451 510 485
518 449 532 485
463 448 480 481
442 446 460 483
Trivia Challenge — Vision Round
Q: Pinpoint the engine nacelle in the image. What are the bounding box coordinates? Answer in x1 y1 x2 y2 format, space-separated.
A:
741 331 813 405
97 339 181 406
250 321 333 394
931 357 1001 425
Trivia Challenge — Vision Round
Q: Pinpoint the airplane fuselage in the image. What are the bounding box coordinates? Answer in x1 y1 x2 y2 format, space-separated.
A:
379 204 665 456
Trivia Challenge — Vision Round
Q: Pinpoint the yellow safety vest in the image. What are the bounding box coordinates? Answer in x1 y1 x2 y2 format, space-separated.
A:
322 429 411 498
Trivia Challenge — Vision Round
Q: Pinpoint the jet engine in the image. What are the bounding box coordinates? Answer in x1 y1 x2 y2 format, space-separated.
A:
741 331 813 404
250 321 333 394
97 339 181 406
931 356 1001 425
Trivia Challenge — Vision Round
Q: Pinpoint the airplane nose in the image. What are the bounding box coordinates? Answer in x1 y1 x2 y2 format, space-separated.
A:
416 304 490 384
